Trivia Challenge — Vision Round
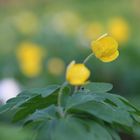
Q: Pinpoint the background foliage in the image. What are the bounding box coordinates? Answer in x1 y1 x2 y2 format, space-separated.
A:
0 0 140 140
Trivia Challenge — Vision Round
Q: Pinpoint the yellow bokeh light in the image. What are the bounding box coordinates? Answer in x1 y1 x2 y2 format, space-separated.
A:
108 17 130 43
47 57 65 76
16 42 45 77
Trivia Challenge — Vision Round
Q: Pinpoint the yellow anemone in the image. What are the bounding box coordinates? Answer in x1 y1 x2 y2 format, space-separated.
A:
66 61 90 85
91 34 119 62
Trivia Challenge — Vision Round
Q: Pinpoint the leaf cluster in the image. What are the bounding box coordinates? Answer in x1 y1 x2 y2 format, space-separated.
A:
0 83 140 140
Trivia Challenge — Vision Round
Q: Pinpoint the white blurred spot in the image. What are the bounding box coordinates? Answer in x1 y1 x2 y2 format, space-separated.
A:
0 78 20 103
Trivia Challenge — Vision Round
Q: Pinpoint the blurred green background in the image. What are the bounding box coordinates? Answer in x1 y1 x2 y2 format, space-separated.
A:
0 0 140 139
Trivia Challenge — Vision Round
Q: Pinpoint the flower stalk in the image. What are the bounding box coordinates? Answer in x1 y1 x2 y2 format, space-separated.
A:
57 81 68 117
83 53 94 64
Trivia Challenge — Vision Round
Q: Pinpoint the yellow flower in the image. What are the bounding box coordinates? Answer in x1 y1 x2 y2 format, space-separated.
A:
108 17 129 43
47 58 65 76
16 42 44 77
66 61 90 85
91 34 119 62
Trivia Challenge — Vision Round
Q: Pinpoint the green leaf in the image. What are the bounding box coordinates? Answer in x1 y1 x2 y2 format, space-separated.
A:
65 92 104 110
65 91 140 128
13 94 57 122
107 128 121 140
0 96 28 114
25 105 57 123
65 91 136 113
117 95 140 115
97 93 136 112
68 101 133 127
0 85 60 114
83 82 113 93
24 85 60 98
36 117 112 140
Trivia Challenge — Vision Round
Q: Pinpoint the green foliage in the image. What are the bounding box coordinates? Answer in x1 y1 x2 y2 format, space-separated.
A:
0 82 140 140
83 82 113 93
0 124 30 140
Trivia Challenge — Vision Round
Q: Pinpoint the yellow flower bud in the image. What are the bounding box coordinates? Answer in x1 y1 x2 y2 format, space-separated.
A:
66 61 90 85
91 34 119 62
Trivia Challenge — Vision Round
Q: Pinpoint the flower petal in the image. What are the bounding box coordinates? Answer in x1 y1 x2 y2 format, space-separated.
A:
100 50 119 62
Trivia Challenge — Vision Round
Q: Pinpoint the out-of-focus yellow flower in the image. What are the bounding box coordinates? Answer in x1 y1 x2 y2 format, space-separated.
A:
52 11 80 35
14 11 38 35
66 61 90 85
85 22 103 40
47 58 65 76
91 34 119 62
16 42 44 77
108 18 129 43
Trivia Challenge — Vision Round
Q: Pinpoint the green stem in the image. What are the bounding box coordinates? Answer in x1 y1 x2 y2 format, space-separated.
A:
57 81 68 117
83 53 94 64
74 86 80 94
